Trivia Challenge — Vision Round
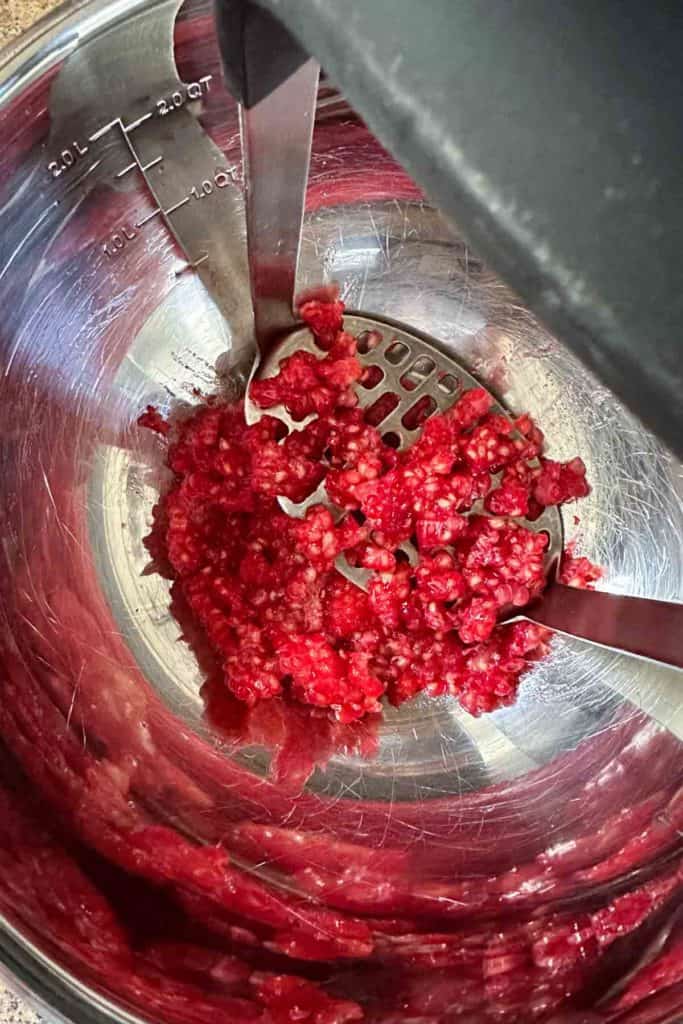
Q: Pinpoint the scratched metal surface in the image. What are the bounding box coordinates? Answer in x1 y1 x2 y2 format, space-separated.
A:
0 0 681 1022
0 0 63 1016
91 197 682 797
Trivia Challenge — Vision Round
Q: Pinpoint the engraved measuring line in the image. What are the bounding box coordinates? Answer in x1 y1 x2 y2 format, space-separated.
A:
47 75 214 180
175 253 209 276
89 119 119 143
135 208 163 228
116 155 163 179
143 155 163 172
105 160 236 260
123 111 153 133
61 159 103 197
164 196 191 216
43 72 227 266
115 161 137 179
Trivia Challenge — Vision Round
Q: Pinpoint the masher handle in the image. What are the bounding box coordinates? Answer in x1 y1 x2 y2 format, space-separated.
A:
526 583 683 671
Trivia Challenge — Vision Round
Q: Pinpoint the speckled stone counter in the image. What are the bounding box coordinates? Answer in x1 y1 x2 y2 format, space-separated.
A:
0 988 45 1024
0 0 59 46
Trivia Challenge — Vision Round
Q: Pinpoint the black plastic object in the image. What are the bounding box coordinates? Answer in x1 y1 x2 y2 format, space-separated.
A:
216 0 308 108
216 0 683 458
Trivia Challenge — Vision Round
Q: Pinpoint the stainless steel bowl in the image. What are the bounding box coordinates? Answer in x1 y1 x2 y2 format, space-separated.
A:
0 2 682 1022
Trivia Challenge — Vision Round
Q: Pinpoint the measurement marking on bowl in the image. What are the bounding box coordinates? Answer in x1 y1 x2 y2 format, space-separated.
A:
123 111 154 133
45 75 214 181
154 76 212 118
116 155 162 179
103 225 138 258
43 68 244 318
88 118 119 144
45 68 237 268
115 161 137 179
46 139 89 179
164 196 191 216
103 166 238 260
176 253 209 276
136 208 163 228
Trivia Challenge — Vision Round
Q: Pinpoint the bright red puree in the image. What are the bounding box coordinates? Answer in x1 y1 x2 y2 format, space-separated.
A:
140 293 598 724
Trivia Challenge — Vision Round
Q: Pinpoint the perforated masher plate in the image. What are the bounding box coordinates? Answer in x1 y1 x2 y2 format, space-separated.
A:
246 312 564 592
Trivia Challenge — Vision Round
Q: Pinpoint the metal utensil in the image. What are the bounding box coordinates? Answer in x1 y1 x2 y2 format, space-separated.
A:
248 309 683 671
231 12 683 674
250 312 683 671
239 57 320 354
1 5 682 1023
222 0 683 673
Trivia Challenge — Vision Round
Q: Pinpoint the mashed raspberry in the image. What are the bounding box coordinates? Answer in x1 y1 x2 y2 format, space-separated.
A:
140 296 595 723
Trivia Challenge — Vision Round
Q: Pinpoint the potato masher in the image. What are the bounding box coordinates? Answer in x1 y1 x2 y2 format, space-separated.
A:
235 45 683 674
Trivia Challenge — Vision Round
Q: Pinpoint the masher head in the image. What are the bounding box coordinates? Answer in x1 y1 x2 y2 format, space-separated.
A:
245 312 564 591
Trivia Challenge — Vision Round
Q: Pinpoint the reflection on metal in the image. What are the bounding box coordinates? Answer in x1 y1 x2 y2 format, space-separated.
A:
251 310 563 593
43 0 254 367
0 3 681 1022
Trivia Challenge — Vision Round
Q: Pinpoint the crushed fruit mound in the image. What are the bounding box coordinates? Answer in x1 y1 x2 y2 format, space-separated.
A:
140 294 599 723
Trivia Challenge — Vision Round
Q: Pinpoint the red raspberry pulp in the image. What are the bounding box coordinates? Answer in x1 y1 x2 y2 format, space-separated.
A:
141 294 597 723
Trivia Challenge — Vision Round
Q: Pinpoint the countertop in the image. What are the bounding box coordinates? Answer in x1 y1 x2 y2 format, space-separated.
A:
0 988 46 1024
0 0 59 46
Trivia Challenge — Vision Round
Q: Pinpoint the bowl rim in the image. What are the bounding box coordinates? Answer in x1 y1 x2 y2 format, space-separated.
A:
0 0 165 111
